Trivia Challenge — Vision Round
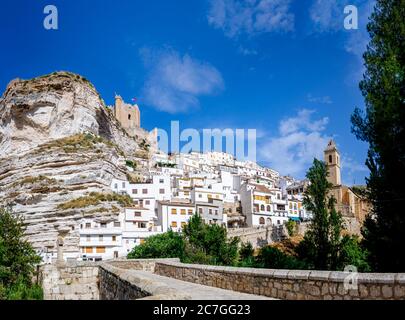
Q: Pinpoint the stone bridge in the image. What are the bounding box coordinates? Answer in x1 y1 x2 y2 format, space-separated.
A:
39 259 405 300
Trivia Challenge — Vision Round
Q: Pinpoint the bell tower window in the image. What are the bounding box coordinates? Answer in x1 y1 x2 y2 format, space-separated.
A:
329 155 332 163
128 114 131 120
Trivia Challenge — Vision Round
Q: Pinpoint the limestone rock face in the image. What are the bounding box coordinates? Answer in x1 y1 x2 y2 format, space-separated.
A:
0 72 138 156
0 72 142 256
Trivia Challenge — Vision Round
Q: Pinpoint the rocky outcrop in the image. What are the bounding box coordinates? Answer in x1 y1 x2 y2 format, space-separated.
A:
0 72 145 255
0 72 139 157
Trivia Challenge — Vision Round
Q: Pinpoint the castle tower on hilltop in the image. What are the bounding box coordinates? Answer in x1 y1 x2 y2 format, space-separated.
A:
324 139 341 186
113 95 140 132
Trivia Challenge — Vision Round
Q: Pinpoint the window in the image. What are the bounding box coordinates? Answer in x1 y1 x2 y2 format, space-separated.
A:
289 203 293 209
114 222 121 227
159 179 164 183
122 182 126 188
209 209 212 215
181 222 186 228
134 200 139 205
180 209 186 215
99 235 103 242
159 189 165 194
140 239 145 244
277 194 281 200
267 205 271 212
134 212 141 217
85 247 93 254
277 220 281 225
112 236 116 242
85 223 91 229
114 183 118 189
100 223 107 228
188 209 193 215
259 217 265 225
215 210 218 215
329 155 332 163
145 200 150 205
267 218 271 225
198 194 202 198
198 208 203 214
86 235 91 242
171 208 177 215
260 204 265 211
171 221 178 228
142 189 148 194
132 189 138 194
139 222 147 228
96 247 106 254
128 114 131 120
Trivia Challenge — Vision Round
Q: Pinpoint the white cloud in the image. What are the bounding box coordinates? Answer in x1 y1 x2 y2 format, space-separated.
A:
207 0 294 38
140 48 224 113
309 0 344 32
307 94 333 104
279 109 329 136
341 155 368 185
238 45 258 56
259 109 330 177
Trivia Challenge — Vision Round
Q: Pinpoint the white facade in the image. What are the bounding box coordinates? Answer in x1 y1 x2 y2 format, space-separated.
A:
157 201 195 232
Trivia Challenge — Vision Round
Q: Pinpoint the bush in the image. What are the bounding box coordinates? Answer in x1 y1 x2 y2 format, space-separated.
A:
128 215 239 266
237 242 256 267
256 246 307 270
127 230 185 260
337 235 370 272
125 160 137 170
285 220 297 237
58 192 133 209
5 279 43 300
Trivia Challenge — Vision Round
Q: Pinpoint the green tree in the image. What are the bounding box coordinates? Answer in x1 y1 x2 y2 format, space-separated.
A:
127 230 185 260
183 215 240 266
0 207 42 300
256 246 306 270
351 0 405 272
297 159 344 270
238 242 256 267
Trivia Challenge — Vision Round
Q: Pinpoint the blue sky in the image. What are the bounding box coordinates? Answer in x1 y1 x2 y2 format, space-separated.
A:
0 0 375 184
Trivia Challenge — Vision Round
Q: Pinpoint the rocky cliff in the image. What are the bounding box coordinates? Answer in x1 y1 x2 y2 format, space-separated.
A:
0 72 144 256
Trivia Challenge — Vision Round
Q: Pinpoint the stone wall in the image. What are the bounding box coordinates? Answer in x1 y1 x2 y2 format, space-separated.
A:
39 262 100 300
154 260 405 300
99 259 190 300
228 226 288 248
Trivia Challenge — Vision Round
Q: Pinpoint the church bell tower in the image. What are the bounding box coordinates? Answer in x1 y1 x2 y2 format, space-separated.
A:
324 140 341 186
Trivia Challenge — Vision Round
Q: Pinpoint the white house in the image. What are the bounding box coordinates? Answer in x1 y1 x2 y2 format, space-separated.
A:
240 183 289 227
157 200 196 232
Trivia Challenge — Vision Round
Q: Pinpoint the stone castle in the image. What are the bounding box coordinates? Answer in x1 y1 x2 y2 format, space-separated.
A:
111 94 158 156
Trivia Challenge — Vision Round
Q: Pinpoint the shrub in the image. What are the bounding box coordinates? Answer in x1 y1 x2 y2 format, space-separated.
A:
256 246 307 270
285 220 297 237
337 235 370 272
127 230 185 260
57 192 133 210
125 160 137 170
